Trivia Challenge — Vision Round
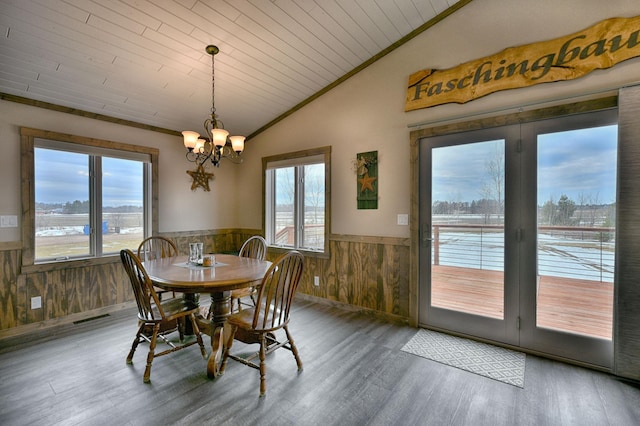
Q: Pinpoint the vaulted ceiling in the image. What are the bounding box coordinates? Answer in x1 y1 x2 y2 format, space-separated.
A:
0 0 464 138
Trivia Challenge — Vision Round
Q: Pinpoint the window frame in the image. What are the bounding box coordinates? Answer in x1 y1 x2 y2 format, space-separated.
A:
20 127 159 269
263 146 331 258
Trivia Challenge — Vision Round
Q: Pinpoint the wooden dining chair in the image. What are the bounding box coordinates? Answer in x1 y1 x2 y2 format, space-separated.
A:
137 236 179 300
137 235 178 261
120 249 207 383
220 250 304 396
230 235 268 312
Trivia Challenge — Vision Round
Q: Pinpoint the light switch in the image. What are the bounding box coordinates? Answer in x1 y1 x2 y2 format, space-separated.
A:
0 215 18 227
397 214 409 226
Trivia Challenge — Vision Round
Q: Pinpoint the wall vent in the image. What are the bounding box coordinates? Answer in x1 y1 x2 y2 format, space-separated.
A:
73 314 110 324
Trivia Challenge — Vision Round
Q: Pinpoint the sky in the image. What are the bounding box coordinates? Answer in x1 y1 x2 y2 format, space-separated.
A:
432 124 617 205
34 124 617 209
34 149 144 207
538 125 617 205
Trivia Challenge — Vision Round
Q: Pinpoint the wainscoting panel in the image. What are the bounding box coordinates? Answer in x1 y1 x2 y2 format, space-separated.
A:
0 248 20 329
1 231 411 338
285 235 410 319
18 261 132 325
64 262 130 315
166 230 251 256
0 229 262 336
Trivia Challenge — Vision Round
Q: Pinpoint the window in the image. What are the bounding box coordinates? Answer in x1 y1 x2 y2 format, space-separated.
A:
264 146 331 255
21 128 158 265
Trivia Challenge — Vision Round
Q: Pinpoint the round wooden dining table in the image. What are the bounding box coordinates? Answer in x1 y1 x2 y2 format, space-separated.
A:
143 254 271 378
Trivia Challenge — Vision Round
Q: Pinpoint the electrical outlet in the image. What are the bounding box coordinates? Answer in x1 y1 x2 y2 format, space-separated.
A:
31 296 42 310
314 276 320 287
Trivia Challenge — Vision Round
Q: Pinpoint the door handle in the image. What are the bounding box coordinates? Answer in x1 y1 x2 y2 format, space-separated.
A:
422 227 432 246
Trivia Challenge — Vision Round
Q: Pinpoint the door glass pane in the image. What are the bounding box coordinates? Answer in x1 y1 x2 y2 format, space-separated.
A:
274 167 295 246
302 163 324 250
34 148 90 260
537 125 616 339
102 157 145 254
431 140 505 319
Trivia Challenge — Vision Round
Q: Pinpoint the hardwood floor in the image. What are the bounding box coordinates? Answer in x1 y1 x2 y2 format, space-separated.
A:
1 299 639 425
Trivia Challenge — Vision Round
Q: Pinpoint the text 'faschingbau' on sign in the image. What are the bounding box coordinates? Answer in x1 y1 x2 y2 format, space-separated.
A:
405 16 640 111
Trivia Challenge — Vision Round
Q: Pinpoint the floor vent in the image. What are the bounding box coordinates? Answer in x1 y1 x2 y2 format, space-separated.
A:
73 314 110 324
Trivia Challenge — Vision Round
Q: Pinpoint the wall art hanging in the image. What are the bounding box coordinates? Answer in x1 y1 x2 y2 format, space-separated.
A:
355 151 378 210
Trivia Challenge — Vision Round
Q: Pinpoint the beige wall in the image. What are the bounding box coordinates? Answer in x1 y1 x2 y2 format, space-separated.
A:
237 0 640 238
0 101 245 241
1 0 639 243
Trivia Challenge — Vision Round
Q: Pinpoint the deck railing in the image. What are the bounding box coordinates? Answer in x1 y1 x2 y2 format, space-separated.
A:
274 224 324 249
432 224 615 282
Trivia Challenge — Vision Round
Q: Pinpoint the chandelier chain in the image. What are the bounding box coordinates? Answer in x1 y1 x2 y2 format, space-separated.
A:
210 48 216 117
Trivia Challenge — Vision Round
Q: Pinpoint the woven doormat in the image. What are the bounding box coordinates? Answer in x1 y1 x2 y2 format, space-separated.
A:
401 329 525 387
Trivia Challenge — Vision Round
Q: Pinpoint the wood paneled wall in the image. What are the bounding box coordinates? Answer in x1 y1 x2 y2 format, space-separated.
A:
0 231 411 337
0 229 257 337
19 260 131 325
269 234 410 320
0 244 20 330
160 228 257 257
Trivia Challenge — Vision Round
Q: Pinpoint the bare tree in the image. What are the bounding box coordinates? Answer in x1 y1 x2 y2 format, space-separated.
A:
540 195 557 226
577 191 601 227
479 143 505 224
588 192 601 227
303 164 324 224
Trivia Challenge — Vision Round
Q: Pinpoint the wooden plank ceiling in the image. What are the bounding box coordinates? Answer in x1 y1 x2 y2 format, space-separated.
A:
0 0 462 138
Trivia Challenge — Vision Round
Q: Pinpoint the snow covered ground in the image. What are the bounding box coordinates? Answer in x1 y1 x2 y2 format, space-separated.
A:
434 231 614 282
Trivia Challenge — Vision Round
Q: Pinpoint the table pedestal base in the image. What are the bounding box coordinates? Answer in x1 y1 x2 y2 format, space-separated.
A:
195 291 231 379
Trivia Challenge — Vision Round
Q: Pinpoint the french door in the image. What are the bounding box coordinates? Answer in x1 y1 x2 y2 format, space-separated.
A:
418 109 617 368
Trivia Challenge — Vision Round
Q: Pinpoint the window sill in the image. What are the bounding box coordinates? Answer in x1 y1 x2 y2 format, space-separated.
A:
267 245 330 260
22 254 121 274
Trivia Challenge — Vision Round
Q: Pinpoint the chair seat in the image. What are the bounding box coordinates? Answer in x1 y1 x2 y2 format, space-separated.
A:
156 297 199 321
230 286 255 299
138 298 199 336
227 305 284 333
230 278 262 312
227 308 279 345
226 306 255 327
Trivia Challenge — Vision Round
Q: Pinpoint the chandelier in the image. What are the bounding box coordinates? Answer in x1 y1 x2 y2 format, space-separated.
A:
182 45 244 168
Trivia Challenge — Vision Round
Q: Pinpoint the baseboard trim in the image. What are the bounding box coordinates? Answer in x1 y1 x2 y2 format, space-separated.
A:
0 302 136 344
295 293 410 325
1 295 410 348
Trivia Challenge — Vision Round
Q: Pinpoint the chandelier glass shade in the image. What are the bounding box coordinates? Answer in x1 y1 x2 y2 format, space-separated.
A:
182 45 244 167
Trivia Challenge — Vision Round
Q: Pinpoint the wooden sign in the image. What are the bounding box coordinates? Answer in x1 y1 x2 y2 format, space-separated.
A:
406 16 640 111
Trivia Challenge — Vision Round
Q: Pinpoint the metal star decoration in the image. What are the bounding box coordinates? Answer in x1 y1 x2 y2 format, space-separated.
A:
187 164 214 191
358 172 377 193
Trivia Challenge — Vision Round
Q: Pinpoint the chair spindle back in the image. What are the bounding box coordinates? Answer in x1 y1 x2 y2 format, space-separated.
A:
239 235 267 261
252 250 304 331
121 249 164 321
137 236 178 262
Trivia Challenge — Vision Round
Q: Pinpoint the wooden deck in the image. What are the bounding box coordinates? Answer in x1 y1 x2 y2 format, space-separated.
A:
431 265 613 339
